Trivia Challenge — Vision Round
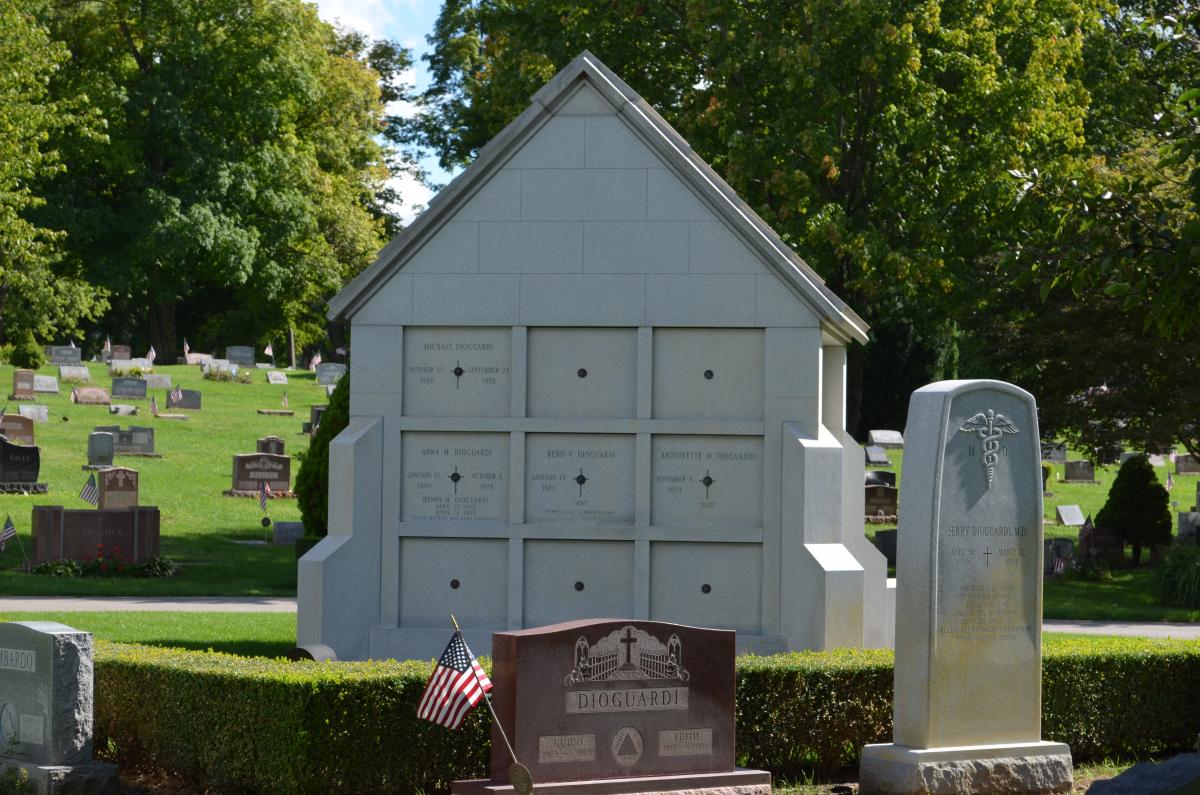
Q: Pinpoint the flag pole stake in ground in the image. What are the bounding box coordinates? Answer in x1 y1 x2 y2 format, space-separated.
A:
450 614 533 795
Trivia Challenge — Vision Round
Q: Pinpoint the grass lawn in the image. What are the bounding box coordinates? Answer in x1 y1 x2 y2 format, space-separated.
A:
0 361 331 596
1044 569 1200 621
0 610 298 658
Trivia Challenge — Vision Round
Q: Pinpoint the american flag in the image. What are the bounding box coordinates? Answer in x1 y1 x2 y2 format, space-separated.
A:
310 352 322 370
183 338 190 355
69 339 76 348
258 479 272 512
79 473 99 506
146 345 156 364
1052 557 1066 575
416 631 492 730
150 396 159 417
103 336 111 354
264 342 274 358
335 346 346 356
169 386 183 407
282 392 288 408
1079 515 1094 549
70 387 79 404
0 515 16 552
1166 470 1175 491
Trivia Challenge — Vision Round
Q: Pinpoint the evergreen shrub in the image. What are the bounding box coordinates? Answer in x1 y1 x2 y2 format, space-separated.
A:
1095 454 1171 563
92 637 1200 792
8 329 45 370
294 373 349 537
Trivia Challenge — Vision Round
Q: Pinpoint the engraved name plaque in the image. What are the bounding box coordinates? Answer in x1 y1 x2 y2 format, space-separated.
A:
401 432 509 522
403 327 512 417
525 434 635 524
651 436 763 527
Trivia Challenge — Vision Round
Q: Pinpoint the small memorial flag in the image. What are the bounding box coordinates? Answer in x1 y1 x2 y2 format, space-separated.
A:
103 336 111 354
1079 515 1094 549
79 473 99 506
309 352 322 370
417 631 492 730
258 480 272 512
70 387 79 404
264 342 274 358
150 395 159 417
1052 557 1066 575
69 339 76 349
0 516 16 552
182 338 190 355
169 386 183 406
282 392 288 408
146 345 156 364
1166 470 1175 491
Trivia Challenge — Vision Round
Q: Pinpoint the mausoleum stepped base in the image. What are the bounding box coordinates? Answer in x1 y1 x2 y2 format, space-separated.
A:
859 741 1073 795
0 481 47 494
451 769 771 795
7 760 119 795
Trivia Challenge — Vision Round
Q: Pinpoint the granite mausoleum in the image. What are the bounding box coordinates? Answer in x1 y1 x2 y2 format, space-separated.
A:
298 52 891 661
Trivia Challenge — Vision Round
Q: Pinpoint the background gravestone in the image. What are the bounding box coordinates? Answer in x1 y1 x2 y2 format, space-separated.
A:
108 357 152 373
226 346 255 366
94 426 156 457
0 438 42 489
1063 460 1096 482
47 346 82 365
18 405 49 424
108 405 139 417
230 453 290 493
167 389 202 410
10 369 35 400
71 387 111 406
58 365 89 383
110 377 147 400
33 375 59 394
98 467 139 510
860 380 1071 794
109 344 132 361
864 445 891 467
267 371 288 385
315 362 347 385
86 433 115 469
1176 454 1200 475
451 619 769 794
0 415 35 446
257 436 285 456
1040 441 1067 463
143 374 171 389
1056 504 1085 526
0 621 118 792
868 429 904 448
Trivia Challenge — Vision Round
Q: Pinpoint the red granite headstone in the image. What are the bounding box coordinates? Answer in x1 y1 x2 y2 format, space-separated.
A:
9 369 35 400
0 415 35 446
451 619 769 795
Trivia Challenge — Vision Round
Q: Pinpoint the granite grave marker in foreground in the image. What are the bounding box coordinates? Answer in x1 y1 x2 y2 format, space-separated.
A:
231 453 290 493
18 405 50 424
86 433 114 469
110 377 147 400
33 375 59 394
98 467 139 510
70 387 110 405
298 51 890 662
10 369 35 400
257 436 285 456
0 415 35 446
1063 460 1095 483
860 380 1072 794
166 389 202 410
450 619 769 795
32 506 159 564
0 437 41 488
0 621 118 793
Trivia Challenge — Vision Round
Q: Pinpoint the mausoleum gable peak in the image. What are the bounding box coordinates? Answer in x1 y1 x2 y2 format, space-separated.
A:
327 51 867 344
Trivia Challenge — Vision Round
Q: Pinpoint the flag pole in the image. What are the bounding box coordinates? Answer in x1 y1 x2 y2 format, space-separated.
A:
450 614 521 769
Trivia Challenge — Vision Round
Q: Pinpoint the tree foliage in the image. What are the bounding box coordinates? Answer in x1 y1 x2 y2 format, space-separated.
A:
295 373 350 537
1095 454 1172 565
32 0 400 358
0 0 108 344
411 0 1099 433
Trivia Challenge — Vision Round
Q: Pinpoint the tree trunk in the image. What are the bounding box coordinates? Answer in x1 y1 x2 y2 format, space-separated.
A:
147 300 177 362
1130 542 1142 567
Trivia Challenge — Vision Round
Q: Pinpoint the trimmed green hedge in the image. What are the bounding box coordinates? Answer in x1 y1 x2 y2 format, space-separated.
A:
94 635 1200 793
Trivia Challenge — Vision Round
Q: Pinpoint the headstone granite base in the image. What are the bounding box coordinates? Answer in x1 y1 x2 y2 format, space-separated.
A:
859 742 1072 795
451 770 771 795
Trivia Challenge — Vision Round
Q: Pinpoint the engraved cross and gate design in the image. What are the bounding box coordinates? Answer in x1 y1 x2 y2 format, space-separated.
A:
565 625 689 685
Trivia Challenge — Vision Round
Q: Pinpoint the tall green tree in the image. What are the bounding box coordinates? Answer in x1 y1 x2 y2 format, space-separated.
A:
34 0 397 358
1096 454 1171 565
411 0 1098 433
0 0 107 345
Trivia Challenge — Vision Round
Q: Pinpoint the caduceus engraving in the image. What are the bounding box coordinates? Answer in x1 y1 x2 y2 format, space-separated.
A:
959 409 1019 488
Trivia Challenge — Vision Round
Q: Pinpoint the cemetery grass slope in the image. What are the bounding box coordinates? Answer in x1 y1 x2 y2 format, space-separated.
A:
0 362 328 596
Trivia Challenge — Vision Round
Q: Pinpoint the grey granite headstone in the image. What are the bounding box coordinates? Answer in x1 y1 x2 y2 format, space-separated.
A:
257 436 285 456
1178 513 1200 543
865 445 891 467
1040 441 1067 463
57 365 89 383
167 389 201 410
0 621 118 790
143 374 171 389
47 346 81 365
1118 451 1137 465
267 371 288 385
1063 460 1096 482
272 521 305 546
1056 504 1085 526
18 405 49 424
33 376 59 394
1176 455 1200 475
860 379 1071 793
226 346 255 366
110 377 147 399
868 429 904 448
108 404 139 416
1085 753 1200 794
315 362 347 386
94 426 155 456
87 433 114 468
